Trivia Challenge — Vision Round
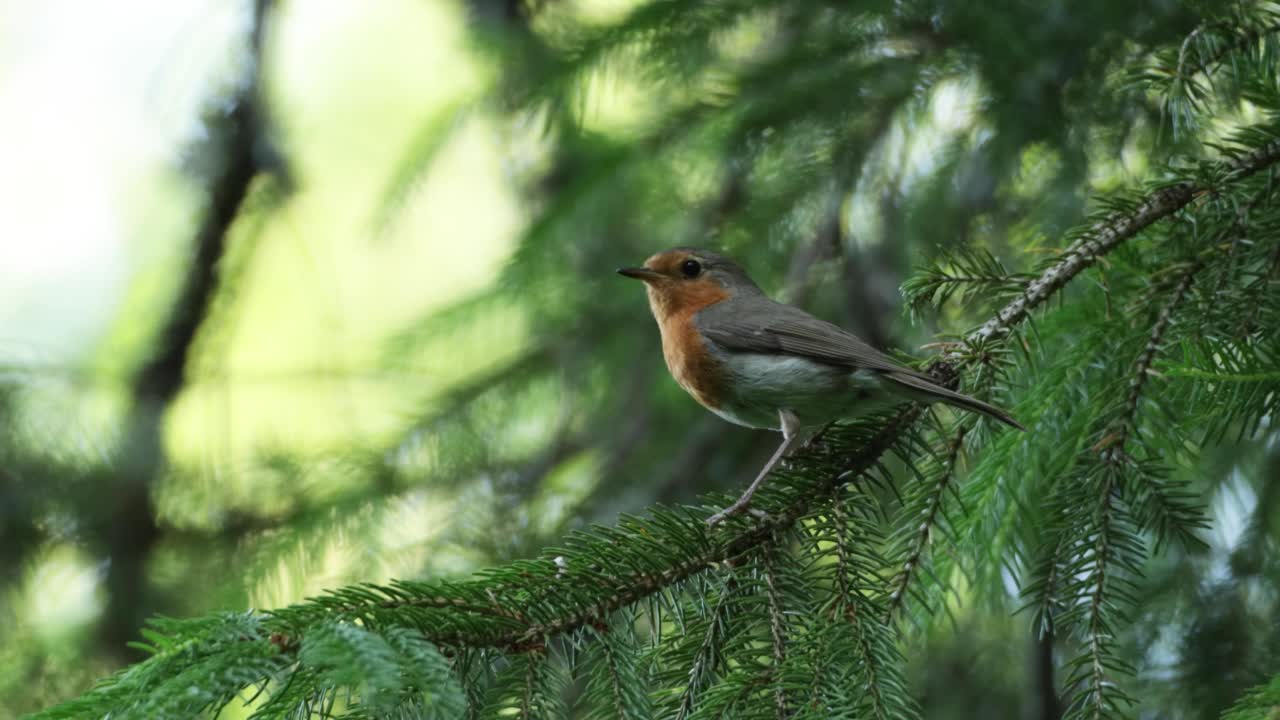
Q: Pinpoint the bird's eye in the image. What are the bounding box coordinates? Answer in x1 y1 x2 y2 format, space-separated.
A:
680 259 702 278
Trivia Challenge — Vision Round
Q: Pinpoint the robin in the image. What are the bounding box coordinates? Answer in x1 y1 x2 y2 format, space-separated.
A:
618 247 1024 526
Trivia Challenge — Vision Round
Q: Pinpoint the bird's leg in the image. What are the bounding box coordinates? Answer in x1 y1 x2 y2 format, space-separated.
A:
707 410 805 527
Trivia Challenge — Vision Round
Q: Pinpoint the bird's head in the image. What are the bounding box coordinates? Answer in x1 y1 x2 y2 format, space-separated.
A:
617 248 761 322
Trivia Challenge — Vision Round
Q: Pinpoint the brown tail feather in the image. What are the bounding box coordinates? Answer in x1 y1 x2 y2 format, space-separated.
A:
886 372 1026 431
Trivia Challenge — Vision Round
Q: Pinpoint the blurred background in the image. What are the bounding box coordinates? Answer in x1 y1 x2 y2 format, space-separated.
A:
1 0 1277 718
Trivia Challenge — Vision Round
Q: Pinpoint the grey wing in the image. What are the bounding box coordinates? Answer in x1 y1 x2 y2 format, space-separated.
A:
695 298 921 376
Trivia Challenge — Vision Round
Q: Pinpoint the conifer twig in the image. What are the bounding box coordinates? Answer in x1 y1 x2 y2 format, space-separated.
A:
521 652 538 719
849 602 890 720
675 575 738 720
760 542 789 720
1177 21 1280 84
599 633 630 720
1085 472 1116 720
888 425 968 617
827 489 890 720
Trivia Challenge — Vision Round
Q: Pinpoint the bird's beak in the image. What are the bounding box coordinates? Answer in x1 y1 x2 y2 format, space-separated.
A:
617 266 664 282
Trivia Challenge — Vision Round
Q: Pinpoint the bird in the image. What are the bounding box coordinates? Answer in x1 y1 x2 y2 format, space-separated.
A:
618 247 1024 526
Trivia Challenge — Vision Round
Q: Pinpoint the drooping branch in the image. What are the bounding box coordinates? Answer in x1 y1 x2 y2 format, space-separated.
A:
1065 256 1205 718
1103 261 1202 462
887 425 968 618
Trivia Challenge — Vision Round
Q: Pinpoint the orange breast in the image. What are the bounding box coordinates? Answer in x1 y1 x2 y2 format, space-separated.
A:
648 282 730 410
660 310 726 410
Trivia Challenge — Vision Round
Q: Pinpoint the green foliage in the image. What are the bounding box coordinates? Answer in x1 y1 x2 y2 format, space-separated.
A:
1222 674 1280 720
14 0 1280 718
903 247 1031 324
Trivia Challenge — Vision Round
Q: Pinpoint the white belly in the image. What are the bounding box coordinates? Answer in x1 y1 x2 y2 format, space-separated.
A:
710 352 899 430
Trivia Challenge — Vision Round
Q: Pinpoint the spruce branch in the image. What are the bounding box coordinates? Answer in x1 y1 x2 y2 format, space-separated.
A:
1222 673 1280 720
1214 172 1277 292
829 491 856 606
437 409 921 655
1025 533 1068 641
1098 259 1211 550
1153 9 1280 133
967 136 1280 348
